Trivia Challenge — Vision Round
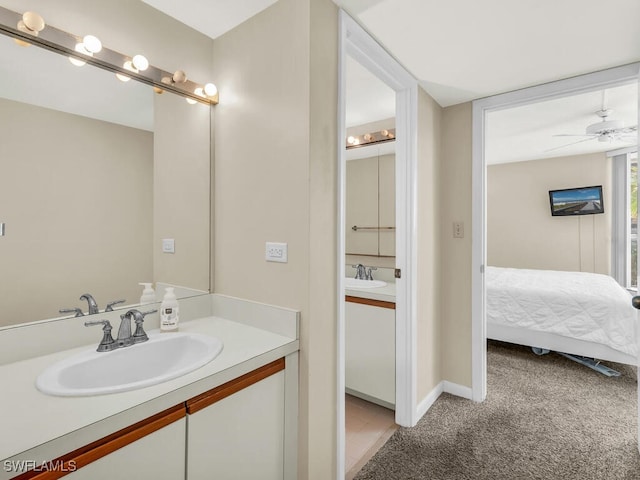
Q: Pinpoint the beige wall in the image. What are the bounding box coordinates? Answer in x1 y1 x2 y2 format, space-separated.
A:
153 93 211 291
0 98 153 326
488 153 611 274
416 88 444 400
212 0 338 478
440 102 473 388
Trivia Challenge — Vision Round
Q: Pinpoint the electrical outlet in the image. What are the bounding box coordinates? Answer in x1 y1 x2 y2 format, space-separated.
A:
453 222 464 238
266 242 288 263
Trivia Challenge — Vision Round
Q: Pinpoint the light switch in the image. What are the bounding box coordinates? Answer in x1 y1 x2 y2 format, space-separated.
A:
162 238 175 253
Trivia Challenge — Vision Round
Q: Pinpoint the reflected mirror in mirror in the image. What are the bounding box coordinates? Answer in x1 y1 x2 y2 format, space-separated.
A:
0 34 211 328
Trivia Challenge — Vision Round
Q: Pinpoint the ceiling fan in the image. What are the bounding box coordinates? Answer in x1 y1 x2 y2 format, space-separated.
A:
548 91 637 152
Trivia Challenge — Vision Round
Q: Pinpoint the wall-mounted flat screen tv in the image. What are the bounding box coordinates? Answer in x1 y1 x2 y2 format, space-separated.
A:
549 185 604 216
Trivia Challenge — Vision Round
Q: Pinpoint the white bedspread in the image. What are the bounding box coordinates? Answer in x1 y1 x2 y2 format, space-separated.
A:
486 267 637 357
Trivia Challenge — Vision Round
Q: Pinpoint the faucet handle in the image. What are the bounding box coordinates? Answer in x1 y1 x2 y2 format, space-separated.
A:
105 299 126 312
128 309 157 344
59 307 84 317
365 266 378 280
84 320 116 352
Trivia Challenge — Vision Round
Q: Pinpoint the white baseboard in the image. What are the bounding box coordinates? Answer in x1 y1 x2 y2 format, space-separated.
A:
415 380 474 423
416 382 444 421
443 381 473 400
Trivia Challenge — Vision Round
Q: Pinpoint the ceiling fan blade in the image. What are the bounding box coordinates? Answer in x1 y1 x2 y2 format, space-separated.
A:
552 133 597 137
544 136 597 153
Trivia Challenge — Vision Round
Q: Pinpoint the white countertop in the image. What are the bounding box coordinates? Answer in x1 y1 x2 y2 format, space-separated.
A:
345 281 396 303
0 315 298 466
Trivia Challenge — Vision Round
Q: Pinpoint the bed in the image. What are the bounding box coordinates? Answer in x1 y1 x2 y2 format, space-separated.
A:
486 266 638 366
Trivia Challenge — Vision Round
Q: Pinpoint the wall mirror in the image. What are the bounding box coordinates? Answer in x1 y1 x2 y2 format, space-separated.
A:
0 31 211 328
344 54 396 259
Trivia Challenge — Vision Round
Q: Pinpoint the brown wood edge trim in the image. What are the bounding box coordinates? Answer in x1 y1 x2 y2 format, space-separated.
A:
11 404 186 480
345 295 396 310
187 358 285 415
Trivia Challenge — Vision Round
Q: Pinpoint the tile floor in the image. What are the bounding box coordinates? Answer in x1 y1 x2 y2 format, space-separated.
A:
345 394 398 479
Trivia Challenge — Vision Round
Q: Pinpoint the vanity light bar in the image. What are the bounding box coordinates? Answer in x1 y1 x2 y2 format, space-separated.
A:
0 6 218 106
346 128 396 149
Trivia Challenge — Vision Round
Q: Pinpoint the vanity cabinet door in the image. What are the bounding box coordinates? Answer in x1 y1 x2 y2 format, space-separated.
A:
65 418 186 480
345 299 396 407
186 359 285 480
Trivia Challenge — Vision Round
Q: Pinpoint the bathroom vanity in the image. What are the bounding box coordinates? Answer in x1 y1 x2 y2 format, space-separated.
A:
0 294 299 480
344 277 396 408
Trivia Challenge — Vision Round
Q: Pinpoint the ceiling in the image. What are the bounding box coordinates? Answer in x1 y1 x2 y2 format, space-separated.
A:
142 0 639 164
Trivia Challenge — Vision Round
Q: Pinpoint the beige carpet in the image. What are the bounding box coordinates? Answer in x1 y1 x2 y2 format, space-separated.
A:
354 341 640 480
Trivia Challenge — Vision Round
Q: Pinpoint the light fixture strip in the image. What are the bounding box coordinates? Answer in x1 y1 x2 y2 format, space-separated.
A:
345 128 396 149
0 6 218 105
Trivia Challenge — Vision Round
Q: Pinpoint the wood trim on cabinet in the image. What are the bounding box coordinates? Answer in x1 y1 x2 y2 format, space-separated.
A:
10 404 186 480
345 295 396 310
186 358 285 415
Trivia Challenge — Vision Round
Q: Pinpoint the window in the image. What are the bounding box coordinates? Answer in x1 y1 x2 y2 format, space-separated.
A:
612 150 638 291
629 152 638 289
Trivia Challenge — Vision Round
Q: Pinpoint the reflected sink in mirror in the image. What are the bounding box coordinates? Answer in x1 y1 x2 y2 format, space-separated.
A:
344 278 388 289
36 333 223 397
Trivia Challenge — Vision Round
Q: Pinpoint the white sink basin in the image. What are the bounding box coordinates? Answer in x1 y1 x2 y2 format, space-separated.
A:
345 277 387 289
36 332 223 397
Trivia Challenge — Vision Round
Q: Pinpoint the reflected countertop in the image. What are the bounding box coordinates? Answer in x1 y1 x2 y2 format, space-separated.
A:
345 281 396 303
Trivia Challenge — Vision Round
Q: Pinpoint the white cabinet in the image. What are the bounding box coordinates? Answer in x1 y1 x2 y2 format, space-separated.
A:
65 417 186 480
345 299 395 407
18 357 297 480
186 360 286 480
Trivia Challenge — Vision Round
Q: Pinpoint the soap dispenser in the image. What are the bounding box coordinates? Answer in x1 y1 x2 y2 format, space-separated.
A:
139 282 157 305
160 287 179 332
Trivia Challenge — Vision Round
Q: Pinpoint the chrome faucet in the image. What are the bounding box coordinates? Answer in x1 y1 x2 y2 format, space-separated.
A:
80 293 99 315
85 309 156 352
353 264 367 280
365 266 377 280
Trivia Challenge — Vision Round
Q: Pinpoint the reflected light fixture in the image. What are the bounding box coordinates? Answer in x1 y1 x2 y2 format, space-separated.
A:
115 60 138 82
68 34 101 66
69 43 90 66
345 128 396 149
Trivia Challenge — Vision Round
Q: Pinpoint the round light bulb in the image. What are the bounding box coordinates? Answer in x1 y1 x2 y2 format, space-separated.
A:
204 83 218 97
82 35 102 53
115 73 131 82
123 60 138 73
381 130 389 136
194 87 205 98
22 12 45 33
347 136 355 145
363 133 372 141
186 97 197 105
172 70 187 83
132 54 149 71
69 43 90 66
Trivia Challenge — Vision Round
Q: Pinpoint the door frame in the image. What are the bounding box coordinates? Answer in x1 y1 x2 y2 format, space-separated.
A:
337 9 419 479
471 62 640 402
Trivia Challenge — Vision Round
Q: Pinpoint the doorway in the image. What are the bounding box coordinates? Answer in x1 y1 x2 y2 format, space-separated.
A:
337 10 419 480
471 63 640 401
